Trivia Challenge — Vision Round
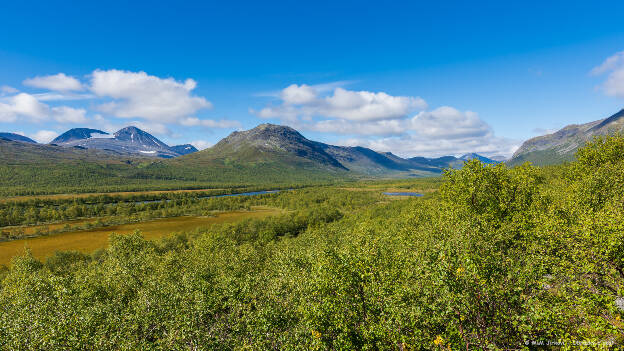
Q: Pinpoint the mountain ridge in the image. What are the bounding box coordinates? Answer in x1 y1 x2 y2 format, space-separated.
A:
0 132 37 144
170 123 499 176
509 108 624 166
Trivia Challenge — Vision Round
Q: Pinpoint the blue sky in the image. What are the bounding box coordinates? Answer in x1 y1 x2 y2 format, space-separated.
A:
1 0 624 157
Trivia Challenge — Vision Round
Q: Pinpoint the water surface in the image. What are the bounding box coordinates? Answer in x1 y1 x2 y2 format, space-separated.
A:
382 192 423 197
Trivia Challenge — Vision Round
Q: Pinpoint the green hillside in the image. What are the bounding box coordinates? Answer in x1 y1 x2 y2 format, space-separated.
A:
509 108 624 166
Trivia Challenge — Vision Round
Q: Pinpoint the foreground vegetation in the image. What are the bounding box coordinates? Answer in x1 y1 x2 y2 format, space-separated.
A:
1 136 624 349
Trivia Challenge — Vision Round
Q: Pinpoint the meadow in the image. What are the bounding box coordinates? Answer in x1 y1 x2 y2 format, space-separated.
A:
0 208 281 265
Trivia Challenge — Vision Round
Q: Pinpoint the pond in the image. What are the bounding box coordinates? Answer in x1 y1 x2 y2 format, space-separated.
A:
382 192 424 197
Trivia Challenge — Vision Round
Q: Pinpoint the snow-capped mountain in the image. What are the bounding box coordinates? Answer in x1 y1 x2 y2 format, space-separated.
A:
50 126 197 158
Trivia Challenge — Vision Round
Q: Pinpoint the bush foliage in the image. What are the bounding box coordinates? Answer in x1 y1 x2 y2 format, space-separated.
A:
1 136 624 349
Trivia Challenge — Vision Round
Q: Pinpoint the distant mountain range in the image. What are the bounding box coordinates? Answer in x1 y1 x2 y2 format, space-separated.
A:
509 108 624 166
1 124 500 176
167 124 500 176
6 107 624 177
50 127 197 158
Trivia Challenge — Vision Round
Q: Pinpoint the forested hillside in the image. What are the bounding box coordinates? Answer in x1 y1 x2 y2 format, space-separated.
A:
1 135 623 349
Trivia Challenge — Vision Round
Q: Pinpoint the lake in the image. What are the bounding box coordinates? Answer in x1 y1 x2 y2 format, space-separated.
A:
382 192 424 197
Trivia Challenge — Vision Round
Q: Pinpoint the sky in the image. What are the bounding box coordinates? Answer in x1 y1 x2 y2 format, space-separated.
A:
1 0 624 158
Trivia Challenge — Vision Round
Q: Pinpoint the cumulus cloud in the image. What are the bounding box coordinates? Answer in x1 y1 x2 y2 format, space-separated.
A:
180 117 242 129
255 84 427 122
281 84 318 104
591 51 624 98
409 107 490 139
23 73 84 92
0 93 49 122
31 130 59 143
52 106 88 124
190 140 213 150
0 92 92 125
90 69 212 123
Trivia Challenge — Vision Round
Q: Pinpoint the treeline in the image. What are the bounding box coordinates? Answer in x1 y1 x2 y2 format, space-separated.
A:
0 159 353 197
2 137 623 348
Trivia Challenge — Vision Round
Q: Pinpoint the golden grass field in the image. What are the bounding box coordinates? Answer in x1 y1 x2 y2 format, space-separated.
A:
0 208 281 266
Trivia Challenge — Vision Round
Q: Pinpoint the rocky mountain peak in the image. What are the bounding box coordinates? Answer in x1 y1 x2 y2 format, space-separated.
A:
114 126 168 148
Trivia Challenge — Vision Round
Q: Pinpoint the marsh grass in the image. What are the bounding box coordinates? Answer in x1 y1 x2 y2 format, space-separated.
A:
0 208 281 265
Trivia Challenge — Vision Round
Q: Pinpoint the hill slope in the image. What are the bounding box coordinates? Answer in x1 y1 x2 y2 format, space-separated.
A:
509 108 624 166
0 133 37 144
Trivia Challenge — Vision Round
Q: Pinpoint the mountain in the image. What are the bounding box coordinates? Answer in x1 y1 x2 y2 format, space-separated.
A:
52 126 182 158
182 124 347 170
0 133 37 144
319 146 442 175
170 144 198 155
509 108 624 166
459 153 500 164
166 124 494 178
51 128 109 144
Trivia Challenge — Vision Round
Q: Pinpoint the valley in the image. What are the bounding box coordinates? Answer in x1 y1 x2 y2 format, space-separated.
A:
2 3 623 348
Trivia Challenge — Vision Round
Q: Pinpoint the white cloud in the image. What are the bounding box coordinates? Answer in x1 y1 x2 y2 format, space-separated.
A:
1 86 18 94
307 119 407 136
324 88 427 121
591 51 624 98
180 117 241 129
190 140 212 150
409 107 490 139
602 68 624 98
90 69 212 123
0 93 49 122
52 106 88 124
281 84 318 104
0 93 89 124
340 134 520 159
129 121 172 136
255 84 427 122
23 73 84 92
34 92 94 101
31 130 59 143
591 51 624 75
